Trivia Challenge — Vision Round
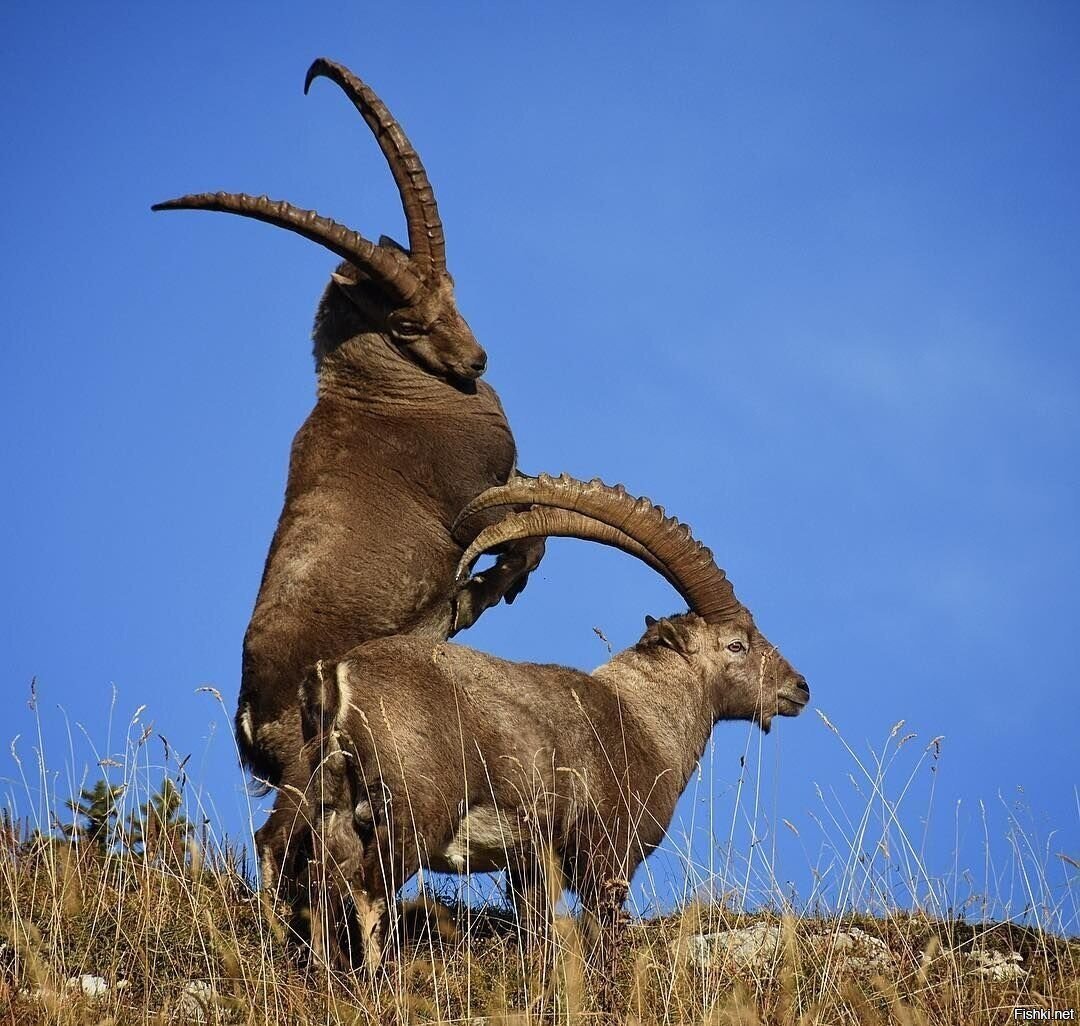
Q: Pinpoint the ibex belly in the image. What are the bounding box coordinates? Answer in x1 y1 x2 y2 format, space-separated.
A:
424 807 525 875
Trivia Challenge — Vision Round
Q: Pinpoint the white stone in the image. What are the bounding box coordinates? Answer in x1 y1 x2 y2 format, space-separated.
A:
812 927 893 972
178 980 216 1021
66 975 108 998
683 922 1025 982
685 922 894 974
686 921 783 970
965 948 1024 981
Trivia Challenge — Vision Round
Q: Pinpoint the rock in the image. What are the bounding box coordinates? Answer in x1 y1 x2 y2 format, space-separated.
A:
686 921 783 970
812 926 893 973
683 921 1024 982
177 980 216 1021
965 948 1024 981
685 922 893 974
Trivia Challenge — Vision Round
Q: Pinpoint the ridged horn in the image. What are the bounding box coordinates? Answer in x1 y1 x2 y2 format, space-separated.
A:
305 58 445 278
455 474 743 623
151 192 422 304
457 508 674 587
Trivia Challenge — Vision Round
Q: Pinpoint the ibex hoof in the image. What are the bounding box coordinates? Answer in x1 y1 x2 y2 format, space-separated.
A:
451 580 483 634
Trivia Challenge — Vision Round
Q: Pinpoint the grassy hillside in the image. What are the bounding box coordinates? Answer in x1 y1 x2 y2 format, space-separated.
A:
2 818 1078 1025
2 693 1077 1023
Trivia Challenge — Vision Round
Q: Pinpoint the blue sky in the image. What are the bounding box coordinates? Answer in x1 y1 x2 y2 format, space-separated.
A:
2 4 1077 923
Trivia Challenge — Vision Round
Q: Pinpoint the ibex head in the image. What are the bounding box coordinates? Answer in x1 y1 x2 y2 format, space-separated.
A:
153 58 486 384
640 610 808 732
455 474 810 732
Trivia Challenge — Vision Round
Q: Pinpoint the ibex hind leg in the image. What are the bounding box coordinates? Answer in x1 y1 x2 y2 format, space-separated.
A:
355 891 389 977
255 810 289 896
308 811 368 971
305 849 353 972
354 820 422 976
255 794 316 955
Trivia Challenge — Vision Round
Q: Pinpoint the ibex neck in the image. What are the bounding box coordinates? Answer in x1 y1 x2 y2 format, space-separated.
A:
593 647 714 789
317 334 467 408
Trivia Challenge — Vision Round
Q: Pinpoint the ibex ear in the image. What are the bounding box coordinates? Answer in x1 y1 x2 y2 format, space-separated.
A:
655 618 698 657
378 234 410 256
331 271 390 321
644 614 658 628
330 271 369 304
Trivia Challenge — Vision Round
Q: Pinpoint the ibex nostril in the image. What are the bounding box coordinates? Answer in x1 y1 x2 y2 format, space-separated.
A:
796 677 810 696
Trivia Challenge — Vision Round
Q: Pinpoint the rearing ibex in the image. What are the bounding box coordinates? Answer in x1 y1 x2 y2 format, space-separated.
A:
292 475 809 975
153 58 544 866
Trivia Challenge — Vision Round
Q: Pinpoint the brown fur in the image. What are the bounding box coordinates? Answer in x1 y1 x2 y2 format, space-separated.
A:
244 281 545 898
289 607 809 974
239 283 542 782
157 63 546 907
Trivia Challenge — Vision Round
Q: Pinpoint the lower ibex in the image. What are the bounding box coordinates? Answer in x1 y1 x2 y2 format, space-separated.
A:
288 475 809 975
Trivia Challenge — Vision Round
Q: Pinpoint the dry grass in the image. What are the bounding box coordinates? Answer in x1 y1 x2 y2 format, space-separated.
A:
2 836 1078 1025
1 692 1077 1024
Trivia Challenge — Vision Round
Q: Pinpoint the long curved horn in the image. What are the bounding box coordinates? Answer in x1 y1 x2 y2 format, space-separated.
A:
151 192 422 303
455 475 743 623
457 507 674 587
305 58 446 278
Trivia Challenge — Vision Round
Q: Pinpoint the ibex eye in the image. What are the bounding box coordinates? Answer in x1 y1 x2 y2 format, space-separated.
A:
727 641 745 653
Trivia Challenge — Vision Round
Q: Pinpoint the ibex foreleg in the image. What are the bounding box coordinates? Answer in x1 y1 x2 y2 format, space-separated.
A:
451 536 546 634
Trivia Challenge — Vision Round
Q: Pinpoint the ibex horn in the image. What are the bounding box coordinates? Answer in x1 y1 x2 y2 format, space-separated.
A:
457 508 675 589
151 192 422 304
455 474 743 623
304 58 446 278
